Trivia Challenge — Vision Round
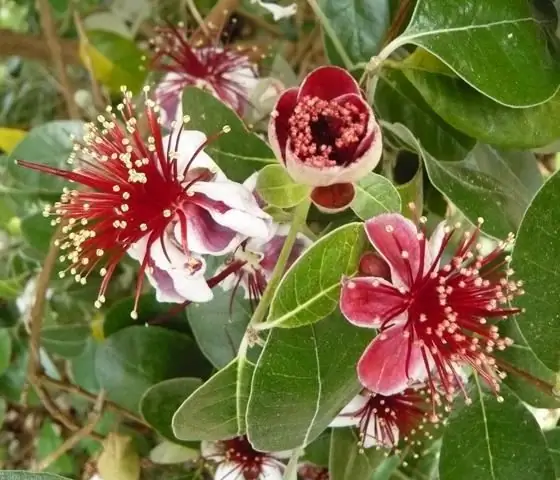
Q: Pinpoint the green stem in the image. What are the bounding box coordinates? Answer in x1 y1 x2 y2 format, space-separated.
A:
306 0 354 71
283 447 304 480
238 198 311 357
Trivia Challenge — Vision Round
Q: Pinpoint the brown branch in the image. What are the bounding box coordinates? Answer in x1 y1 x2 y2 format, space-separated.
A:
39 376 149 427
189 0 240 44
36 0 80 119
0 28 80 65
381 0 413 48
35 391 106 472
236 8 283 36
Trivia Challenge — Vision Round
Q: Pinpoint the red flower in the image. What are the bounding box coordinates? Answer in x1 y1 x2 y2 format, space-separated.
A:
151 23 258 127
330 387 435 449
17 88 271 317
339 213 523 407
268 66 382 212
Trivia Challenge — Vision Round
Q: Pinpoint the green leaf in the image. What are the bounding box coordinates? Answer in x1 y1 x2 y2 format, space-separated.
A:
375 69 475 160
0 397 6 428
404 68 560 149
246 312 372 451
20 212 54 258
393 150 423 216
172 359 254 441
384 122 543 239
182 87 275 182
0 275 27 300
70 339 100 393
350 173 401 221
187 287 251 369
104 293 190 337
81 30 148 94
512 170 560 371
140 377 202 444
0 330 12 376
149 441 199 465
7 121 84 194
40 324 90 358
390 0 560 107
329 428 386 480
95 326 211 412
545 428 560 476
318 0 390 65
439 378 556 480
37 420 76 476
496 319 560 408
256 164 311 209
0 473 73 480
266 223 366 328
302 432 331 467
0 301 18 328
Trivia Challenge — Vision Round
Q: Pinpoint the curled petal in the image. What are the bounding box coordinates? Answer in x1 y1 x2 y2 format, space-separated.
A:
311 183 355 213
357 324 427 396
365 213 423 290
269 87 299 161
299 65 361 100
340 277 408 328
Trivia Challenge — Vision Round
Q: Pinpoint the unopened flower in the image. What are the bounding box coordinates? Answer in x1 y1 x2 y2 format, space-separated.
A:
151 23 258 127
268 66 382 212
330 387 434 450
202 435 289 480
298 463 329 480
339 213 523 409
17 87 272 317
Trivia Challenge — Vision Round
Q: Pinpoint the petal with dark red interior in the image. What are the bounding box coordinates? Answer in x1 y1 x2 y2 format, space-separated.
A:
365 214 423 289
311 183 355 213
357 324 428 396
268 87 298 161
340 276 407 328
299 66 361 101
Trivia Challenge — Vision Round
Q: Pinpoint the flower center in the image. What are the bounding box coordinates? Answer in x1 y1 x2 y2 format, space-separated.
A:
288 95 368 168
235 247 264 273
221 436 266 480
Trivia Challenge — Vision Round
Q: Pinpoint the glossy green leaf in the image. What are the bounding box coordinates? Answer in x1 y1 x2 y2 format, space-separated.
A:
182 87 275 182
266 223 366 328
246 312 372 450
83 30 147 94
512 170 560 371
384 122 543 239
0 330 12 377
0 473 73 480
390 0 560 106
350 173 401 220
256 164 311 209
140 377 202 444
545 428 560 476
404 68 560 149
95 326 210 412
20 212 53 257
187 287 250 369
318 0 390 66
329 428 386 480
439 378 555 480
69 338 100 393
37 419 76 476
172 359 254 441
497 319 560 408
302 432 331 467
375 69 475 160
40 324 90 358
7 121 84 194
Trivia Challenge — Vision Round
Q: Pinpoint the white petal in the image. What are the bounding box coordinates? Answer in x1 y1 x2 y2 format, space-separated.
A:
215 462 244 480
251 0 297 21
271 450 293 460
190 181 273 239
427 221 447 271
260 463 284 480
178 218 241 256
127 234 149 262
223 66 259 92
201 440 224 460
329 394 367 427
243 171 259 192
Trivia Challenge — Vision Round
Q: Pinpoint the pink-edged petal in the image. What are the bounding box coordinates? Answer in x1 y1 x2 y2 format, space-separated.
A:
311 183 355 213
365 213 423 290
299 66 361 100
340 276 408 328
357 324 427 396
269 87 298 161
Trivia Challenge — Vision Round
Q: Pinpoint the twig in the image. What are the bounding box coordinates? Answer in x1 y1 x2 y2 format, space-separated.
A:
73 12 106 111
39 376 149 427
35 391 106 472
0 28 80 65
190 0 240 44
380 0 413 49
236 8 283 36
36 0 80 119
185 0 210 37
291 25 318 68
